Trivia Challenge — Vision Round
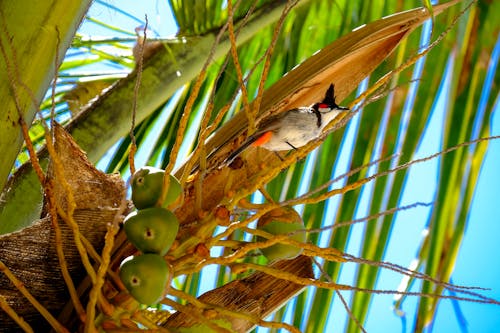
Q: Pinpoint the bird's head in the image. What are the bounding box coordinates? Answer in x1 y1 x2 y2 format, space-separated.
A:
313 84 349 113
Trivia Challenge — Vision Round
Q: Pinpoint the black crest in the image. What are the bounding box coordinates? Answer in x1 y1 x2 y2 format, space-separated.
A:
322 84 348 110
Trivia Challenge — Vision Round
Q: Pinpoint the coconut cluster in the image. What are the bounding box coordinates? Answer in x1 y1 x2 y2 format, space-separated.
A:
119 167 182 305
119 167 307 304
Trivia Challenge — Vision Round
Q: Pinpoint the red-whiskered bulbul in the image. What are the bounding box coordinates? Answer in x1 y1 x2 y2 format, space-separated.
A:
225 83 349 164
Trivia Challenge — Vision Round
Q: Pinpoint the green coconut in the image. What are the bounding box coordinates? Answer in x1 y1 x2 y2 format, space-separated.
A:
257 207 306 262
119 254 169 305
123 207 179 255
131 166 183 209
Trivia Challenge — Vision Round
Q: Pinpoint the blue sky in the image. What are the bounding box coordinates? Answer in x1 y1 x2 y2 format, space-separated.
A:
78 1 500 332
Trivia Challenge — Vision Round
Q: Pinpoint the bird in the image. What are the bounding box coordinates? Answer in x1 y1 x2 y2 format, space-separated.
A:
224 83 349 165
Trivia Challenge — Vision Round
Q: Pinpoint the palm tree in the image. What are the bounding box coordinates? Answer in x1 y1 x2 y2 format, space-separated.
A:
0 0 498 332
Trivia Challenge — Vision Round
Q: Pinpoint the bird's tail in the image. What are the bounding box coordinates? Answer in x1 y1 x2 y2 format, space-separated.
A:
223 133 260 166
189 132 259 174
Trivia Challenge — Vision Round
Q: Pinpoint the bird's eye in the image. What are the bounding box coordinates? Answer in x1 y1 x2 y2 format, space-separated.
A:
136 176 145 185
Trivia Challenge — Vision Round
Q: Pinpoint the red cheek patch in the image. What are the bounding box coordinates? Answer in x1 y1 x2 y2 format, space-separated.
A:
252 131 273 146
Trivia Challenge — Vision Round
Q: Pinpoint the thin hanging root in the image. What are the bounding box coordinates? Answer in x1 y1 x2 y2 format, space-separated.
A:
169 288 301 333
17 115 46 182
187 1 258 178
306 233 490 300
287 153 399 205
1 18 86 328
50 176 97 284
179 1 277 181
80 237 121 286
46 184 87 323
0 260 69 333
49 31 88 324
274 134 500 209
4 17 113 325
252 0 299 131
159 8 235 210
9 23 127 321
190 62 226 210
85 198 126 333
310 258 368 333
128 144 137 176
299 135 500 207
258 187 275 203
180 100 225 182
336 290 368 333
0 17 45 184
306 201 433 233
160 6 231 204
340 252 493 301
171 3 266 184
128 15 149 176
189 97 219 212
42 126 97 284
49 28 60 129
231 262 500 305
227 0 251 129
0 295 34 333
180 59 236 180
